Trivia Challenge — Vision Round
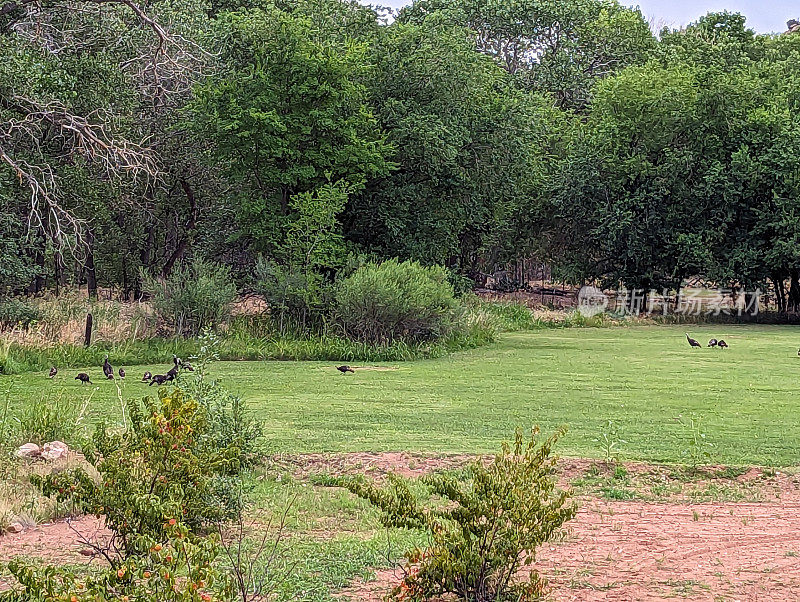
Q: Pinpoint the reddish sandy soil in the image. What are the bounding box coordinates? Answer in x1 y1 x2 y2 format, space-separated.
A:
4 454 800 601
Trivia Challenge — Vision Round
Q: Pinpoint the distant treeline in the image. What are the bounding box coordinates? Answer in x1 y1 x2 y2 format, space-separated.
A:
2 1 800 309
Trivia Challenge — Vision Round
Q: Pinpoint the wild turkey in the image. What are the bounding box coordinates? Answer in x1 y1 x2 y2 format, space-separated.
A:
119 368 126 379
708 339 718 348
103 355 114 380
718 340 729 349
75 373 92 385
149 374 169 386
49 366 58 378
685 334 701 348
337 365 355 374
142 371 153 382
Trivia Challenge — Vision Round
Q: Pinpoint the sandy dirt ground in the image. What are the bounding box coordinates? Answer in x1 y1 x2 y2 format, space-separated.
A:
4 454 800 601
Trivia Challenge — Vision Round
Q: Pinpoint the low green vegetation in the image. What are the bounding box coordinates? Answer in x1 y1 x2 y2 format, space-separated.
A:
3 324 800 466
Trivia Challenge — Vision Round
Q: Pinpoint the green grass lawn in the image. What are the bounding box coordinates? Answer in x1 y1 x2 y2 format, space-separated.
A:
4 324 800 466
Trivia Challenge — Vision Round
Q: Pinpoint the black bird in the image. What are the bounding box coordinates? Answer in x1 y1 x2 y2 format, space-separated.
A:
182 363 194 372
718 340 729 349
119 367 126 379
685 334 701 348
75 373 92 385
337 365 355 374
166 364 179 380
149 374 169 386
142 371 152 382
103 355 114 380
173 354 183 368
708 339 718 348
49 366 58 379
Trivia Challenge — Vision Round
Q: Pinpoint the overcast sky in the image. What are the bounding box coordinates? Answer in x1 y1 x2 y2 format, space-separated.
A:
366 1 797 34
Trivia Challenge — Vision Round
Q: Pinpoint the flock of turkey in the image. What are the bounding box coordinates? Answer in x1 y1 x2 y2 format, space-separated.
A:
47 354 194 385
685 334 729 349
51 357 356 383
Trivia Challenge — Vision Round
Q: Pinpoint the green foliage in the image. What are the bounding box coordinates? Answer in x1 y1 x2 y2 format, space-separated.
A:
192 4 389 257
465 297 539 332
679 415 715 472
335 260 461 344
0 299 42 328
183 330 263 475
12 394 87 446
594 419 627 465
341 428 576 601
143 259 237 337
0 215 42 297
251 179 352 333
400 0 655 109
31 388 245 554
5 520 234 601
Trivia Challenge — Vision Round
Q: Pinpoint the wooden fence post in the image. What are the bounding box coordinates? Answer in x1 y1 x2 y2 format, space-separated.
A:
84 313 93 347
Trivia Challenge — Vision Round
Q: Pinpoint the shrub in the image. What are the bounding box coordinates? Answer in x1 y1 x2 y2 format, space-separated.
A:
143 259 237 337
341 428 576 602
252 257 319 334
335 259 461 344
0 299 42 328
32 388 247 555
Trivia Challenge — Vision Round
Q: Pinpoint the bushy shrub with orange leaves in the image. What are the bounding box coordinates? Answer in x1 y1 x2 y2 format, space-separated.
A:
342 428 576 602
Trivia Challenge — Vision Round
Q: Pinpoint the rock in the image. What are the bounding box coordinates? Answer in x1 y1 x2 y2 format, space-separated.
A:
15 443 41 459
6 522 23 534
41 441 69 461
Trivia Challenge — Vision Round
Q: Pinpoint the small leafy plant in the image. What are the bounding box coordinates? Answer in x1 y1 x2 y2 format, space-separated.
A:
594 419 627 465
341 428 576 601
31 388 245 557
679 415 714 472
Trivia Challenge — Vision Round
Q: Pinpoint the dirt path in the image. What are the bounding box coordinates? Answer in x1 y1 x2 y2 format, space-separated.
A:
4 455 800 600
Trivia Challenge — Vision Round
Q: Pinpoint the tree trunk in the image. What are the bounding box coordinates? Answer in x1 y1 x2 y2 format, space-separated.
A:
772 273 786 313
53 250 64 297
86 230 97 300
27 248 45 294
789 269 800 313
162 179 198 277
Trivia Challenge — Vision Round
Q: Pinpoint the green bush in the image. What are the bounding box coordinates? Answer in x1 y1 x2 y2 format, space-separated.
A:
252 257 320 334
341 428 576 601
335 259 461 344
32 388 248 554
143 259 237 337
0 299 42 328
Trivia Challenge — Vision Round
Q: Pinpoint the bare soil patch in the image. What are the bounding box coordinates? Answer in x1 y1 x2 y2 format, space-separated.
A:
0 515 109 591
4 453 800 601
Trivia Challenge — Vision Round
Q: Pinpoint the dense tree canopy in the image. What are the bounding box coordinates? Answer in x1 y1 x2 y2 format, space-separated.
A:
2 0 800 311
